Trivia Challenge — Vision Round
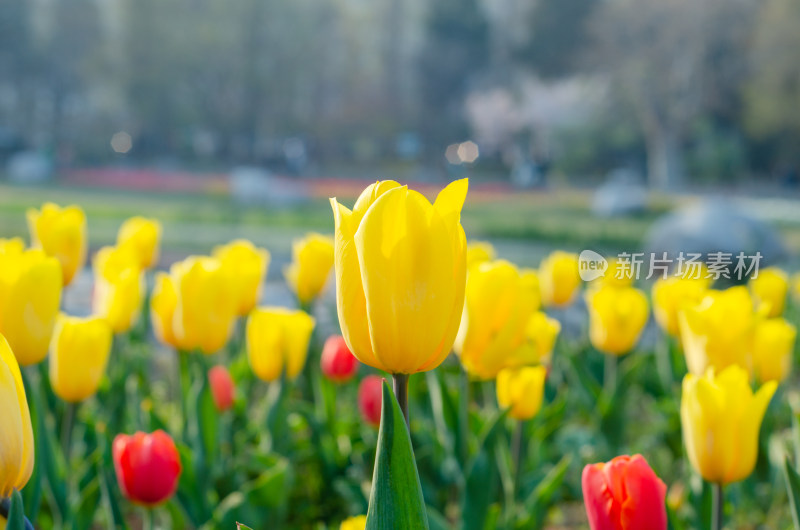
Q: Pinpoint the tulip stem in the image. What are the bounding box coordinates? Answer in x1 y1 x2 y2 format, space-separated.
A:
144 507 156 530
511 419 524 501
393 373 410 428
603 354 617 396
61 402 77 464
712 482 723 530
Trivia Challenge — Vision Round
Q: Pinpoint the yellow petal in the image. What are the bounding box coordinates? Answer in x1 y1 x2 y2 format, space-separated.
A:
354 187 459 373
0 334 34 497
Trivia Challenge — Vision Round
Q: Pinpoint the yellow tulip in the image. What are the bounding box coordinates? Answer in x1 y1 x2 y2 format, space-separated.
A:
0 237 24 256
49 315 112 402
750 267 788 317
247 307 315 381
598 258 634 287
151 256 237 354
539 251 581 307
151 272 179 349
455 259 548 379
213 239 270 316
496 365 547 420
117 216 162 269
679 286 757 375
283 233 334 306
92 246 144 333
791 272 800 302
752 318 796 383
330 179 468 374
652 275 710 337
586 284 649 355
680 365 776 484
0 333 34 498
524 312 561 365
0 249 62 366
466 241 496 269
27 202 87 286
340 515 367 530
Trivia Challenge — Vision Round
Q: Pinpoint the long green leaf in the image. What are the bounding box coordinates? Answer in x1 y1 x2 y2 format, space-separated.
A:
784 456 800 530
365 380 429 530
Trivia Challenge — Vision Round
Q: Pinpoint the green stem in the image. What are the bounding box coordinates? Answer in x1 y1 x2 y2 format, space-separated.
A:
603 353 617 396
511 419 524 502
459 367 470 465
393 373 410 428
61 403 77 464
178 351 191 433
144 506 156 530
712 482 723 530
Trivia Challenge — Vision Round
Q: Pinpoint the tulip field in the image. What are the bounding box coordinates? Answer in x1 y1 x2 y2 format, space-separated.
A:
3 179 800 530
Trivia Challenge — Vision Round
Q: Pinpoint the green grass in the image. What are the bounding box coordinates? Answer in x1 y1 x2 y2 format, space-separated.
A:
4 182 800 259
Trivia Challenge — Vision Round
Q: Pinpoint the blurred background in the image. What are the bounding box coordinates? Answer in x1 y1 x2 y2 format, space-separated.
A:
2 0 800 269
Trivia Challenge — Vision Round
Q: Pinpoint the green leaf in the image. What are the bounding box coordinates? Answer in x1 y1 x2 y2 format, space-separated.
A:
73 478 102 530
521 455 572 528
462 409 508 530
365 380 429 530
784 456 800 530
7 489 26 530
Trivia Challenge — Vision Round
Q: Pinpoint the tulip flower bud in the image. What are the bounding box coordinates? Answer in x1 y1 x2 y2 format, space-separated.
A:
213 239 270 316
113 430 182 506
27 202 87 286
466 241 495 270
330 179 468 374
750 267 788 317
539 251 581 308
596 258 634 288
652 274 709 337
0 237 24 255
455 260 554 379
0 247 62 366
358 375 383 427
117 216 162 269
582 454 667 530
681 365 776 484
679 286 757 375
0 334 34 498
284 233 335 306
586 284 649 356
752 318 796 383
49 315 113 403
150 256 238 354
496 365 547 420
247 307 315 382
340 515 367 530
151 271 178 348
92 245 144 333
321 335 359 383
208 365 235 411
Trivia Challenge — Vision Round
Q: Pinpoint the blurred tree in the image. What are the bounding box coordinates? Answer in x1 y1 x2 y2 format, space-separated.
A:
46 0 103 156
514 0 596 79
589 0 754 188
744 0 800 168
0 0 35 141
419 0 490 156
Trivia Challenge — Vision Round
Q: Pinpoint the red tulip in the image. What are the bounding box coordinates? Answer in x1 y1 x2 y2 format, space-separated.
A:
113 430 182 506
358 375 383 427
320 335 359 383
208 365 235 411
582 454 667 530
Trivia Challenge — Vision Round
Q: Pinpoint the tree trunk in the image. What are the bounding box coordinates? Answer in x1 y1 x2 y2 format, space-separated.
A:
646 126 684 190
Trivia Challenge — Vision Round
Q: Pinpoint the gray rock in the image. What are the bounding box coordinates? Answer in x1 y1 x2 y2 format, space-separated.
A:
6 151 52 183
592 168 648 217
645 198 787 270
